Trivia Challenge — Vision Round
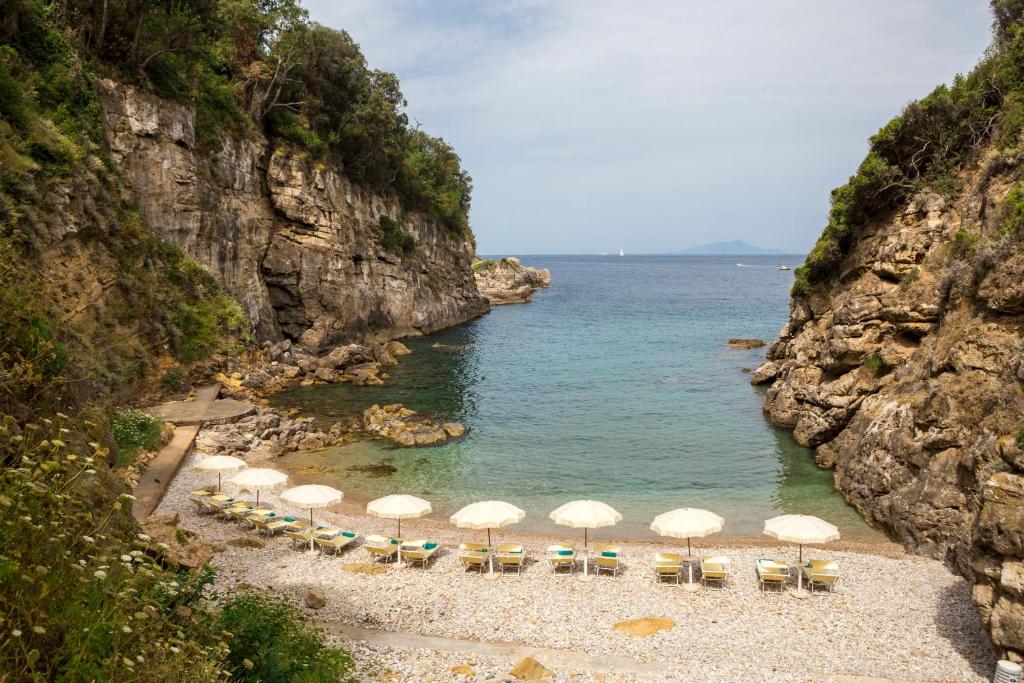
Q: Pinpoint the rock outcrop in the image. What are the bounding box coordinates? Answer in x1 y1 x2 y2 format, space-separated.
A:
762 166 1024 657
473 257 550 305
98 80 488 348
362 403 465 447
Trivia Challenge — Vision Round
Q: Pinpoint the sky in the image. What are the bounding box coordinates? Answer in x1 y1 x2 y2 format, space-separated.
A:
303 1 994 255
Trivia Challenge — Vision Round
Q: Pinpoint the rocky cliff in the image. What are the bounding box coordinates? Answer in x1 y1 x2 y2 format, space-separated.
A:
472 257 551 305
758 114 1024 658
98 81 488 348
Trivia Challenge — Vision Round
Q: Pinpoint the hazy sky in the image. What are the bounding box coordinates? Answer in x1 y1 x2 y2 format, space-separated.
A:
304 1 993 255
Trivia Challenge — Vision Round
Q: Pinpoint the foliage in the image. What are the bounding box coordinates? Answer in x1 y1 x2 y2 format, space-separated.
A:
1000 186 1024 237
161 367 186 391
0 414 228 680
212 591 356 682
862 353 891 378
111 408 164 465
1017 424 1024 444
952 229 980 259
794 2 1024 294
378 214 414 255
899 267 921 291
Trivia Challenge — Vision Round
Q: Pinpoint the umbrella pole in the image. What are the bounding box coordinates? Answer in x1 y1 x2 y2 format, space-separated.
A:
309 508 315 551
256 490 260 506
584 529 588 576
687 537 693 584
218 473 222 491
397 518 401 539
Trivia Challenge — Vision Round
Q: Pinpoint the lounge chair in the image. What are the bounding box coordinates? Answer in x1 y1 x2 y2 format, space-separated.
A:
755 558 790 593
223 502 258 520
364 535 401 563
547 544 576 574
802 560 840 594
196 495 233 514
255 513 299 535
457 547 488 573
285 523 338 549
495 544 526 577
700 555 731 589
401 540 440 568
315 531 359 556
594 543 622 577
654 552 683 585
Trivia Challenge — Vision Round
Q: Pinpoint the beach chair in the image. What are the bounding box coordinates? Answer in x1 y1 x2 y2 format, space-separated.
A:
547 544 576 574
401 540 441 568
594 543 622 577
457 546 488 573
364 535 401 563
197 495 233 514
223 502 258 521
700 555 731 589
315 531 359 556
756 558 790 593
255 513 299 535
495 544 526 577
802 560 840 594
285 523 338 550
654 552 683 585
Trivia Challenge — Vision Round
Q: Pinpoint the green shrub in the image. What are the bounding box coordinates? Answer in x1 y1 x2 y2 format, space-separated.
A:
111 408 165 465
952 229 980 259
1016 425 1024 445
899 267 920 290
1000 186 1024 237
161 367 186 391
171 292 249 362
378 215 414 255
213 592 356 682
863 353 891 378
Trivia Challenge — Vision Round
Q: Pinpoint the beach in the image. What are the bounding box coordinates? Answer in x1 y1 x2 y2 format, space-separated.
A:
158 452 995 682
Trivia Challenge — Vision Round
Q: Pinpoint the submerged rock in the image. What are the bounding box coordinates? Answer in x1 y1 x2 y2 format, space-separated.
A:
362 403 465 447
727 338 765 350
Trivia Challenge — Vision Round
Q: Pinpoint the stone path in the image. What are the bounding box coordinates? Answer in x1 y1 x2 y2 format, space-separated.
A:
133 384 225 522
326 623 896 682
151 395 255 426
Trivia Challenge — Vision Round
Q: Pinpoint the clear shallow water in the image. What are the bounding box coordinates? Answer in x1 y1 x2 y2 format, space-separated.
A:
271 255 880 540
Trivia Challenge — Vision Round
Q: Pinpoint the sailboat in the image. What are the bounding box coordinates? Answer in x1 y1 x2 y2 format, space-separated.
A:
619 248 625 257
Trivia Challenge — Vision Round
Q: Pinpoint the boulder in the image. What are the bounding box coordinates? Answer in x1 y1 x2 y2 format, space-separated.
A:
750 361 780 385
727 338 765 350
509 656 554 681
385 340 412 356
305 589 326 610
443 422 466 438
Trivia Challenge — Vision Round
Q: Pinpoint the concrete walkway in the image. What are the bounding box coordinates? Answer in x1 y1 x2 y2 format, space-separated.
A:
325 622 897 682
133 384 222 522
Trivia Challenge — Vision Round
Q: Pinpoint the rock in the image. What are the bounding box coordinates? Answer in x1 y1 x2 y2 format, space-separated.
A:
508 656 554 681
727 338 765 350
451 664 475 677
443 422 466 438
750 361 780 385
612 617 676 637
341 563 387 575
141 514 214 571
227 536 266 549
473 257 551 305
305 589 326 610
98 80 488 346
385 340 411 356
432 342 467 353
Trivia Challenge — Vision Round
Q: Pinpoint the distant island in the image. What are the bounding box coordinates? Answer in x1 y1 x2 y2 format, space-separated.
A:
677 240 787 255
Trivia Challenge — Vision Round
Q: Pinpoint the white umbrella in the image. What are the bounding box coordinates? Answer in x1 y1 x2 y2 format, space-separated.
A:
193 455 246 491
367 495 432 568
450 500 525 574
763 514 839 594
549 500 621 577
280 484 344 550
227 468 288 506
650 508 724 585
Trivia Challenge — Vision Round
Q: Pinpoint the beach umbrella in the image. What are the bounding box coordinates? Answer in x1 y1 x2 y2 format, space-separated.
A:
367 495 432 537
763 514 839 594
650 508 724 585
450 500 525 574
193 455 246 491
280 484 343 550
549 500 621 577
227 468 287 506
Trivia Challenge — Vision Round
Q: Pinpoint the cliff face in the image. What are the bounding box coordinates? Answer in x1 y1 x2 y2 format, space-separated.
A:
473 257 551 305
759 154 1024 657
98 81 488 348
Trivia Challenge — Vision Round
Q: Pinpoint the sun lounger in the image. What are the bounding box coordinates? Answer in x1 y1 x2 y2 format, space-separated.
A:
223 502 258 520
654 552 684 585
594 543 622 577
802 560 840 594
315 530 359 555
756 558 790 592
365 534 401 563
547 544 576 574
457 550 487 572
700 555 731 589
401 540 441 568
285 523 338 549
200 496 237 514
496 544 526 576
255 513 299 535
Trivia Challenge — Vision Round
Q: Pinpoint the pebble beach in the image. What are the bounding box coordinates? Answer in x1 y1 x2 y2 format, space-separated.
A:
156 451 996 682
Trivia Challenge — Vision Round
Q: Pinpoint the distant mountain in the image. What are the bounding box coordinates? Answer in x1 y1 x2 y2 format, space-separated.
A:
677 240 786 255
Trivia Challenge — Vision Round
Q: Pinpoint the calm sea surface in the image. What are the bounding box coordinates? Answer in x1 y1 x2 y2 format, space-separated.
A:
270 255 880 540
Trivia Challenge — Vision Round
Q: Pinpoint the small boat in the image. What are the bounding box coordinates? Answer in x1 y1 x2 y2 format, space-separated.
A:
778 265 790 271
619 248 625 257
736 263 745 267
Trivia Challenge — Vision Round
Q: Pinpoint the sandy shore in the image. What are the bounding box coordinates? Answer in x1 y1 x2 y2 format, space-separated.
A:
156 452 995 682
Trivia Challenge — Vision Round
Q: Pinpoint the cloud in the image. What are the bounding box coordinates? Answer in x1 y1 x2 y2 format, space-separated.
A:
304 0 993 254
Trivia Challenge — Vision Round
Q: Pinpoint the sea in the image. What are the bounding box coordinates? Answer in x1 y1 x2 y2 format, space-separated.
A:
269 255 881 540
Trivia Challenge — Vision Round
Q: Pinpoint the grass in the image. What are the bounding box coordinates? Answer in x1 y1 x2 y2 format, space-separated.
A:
952 229 980 259
378 215 415 255
899 267 921 291
1017 425 1024 445
863 353 891 378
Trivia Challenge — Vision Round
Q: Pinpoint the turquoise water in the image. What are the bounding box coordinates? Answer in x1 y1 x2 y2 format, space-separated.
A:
271 255 879 539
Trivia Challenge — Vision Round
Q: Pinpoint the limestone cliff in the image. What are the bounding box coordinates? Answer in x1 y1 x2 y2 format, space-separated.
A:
758 101 1024 658
98 81 488 348
472 257 551 305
